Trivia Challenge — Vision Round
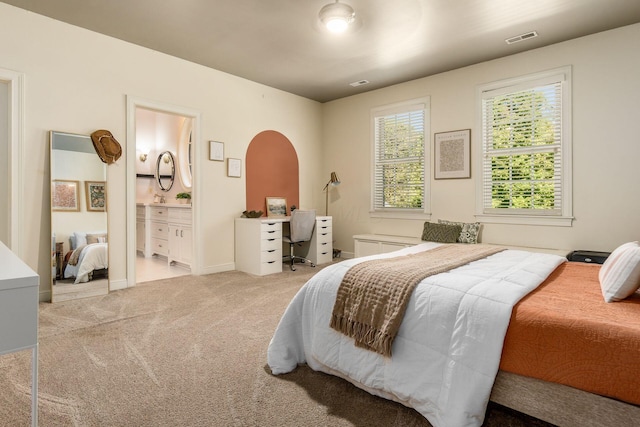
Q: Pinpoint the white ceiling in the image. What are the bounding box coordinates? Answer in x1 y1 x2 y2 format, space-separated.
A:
3 0 640 102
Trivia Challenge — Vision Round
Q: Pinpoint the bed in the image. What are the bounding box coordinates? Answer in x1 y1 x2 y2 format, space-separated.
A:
62 231 109 284
267 242 640 427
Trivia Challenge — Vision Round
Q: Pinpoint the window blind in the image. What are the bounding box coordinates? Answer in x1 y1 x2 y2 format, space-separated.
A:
481 81 563 215
373 105 425 210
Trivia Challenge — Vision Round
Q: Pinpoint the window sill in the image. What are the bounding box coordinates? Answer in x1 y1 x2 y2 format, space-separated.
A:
370 211 432 221
475 213 574 227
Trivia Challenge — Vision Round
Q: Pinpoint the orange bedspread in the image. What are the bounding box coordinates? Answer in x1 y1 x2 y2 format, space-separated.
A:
500 261 640 405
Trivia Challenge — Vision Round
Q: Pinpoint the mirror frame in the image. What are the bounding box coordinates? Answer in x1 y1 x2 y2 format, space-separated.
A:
50 130 109 302
177 118 193 190
156 150 175 191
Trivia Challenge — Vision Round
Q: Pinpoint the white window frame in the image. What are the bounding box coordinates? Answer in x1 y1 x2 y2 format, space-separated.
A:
475 67 573 226
370 97 431 219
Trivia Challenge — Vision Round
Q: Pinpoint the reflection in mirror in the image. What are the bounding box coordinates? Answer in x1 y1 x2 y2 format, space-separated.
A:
156 150 175 191
178 118 193 189
50 131 109 302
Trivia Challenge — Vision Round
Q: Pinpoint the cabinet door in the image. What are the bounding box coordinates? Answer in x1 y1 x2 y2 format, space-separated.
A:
354 240 380 258
168 224 192 266
179 226 192 264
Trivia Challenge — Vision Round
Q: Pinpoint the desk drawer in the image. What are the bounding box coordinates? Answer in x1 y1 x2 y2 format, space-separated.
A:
260 248 282 263
261 221 281 232
260 259 282 276
261 237 281 251
260 248 282 275
317 217 332 227
151 221 168 239
315 228 332 244
317 224 332 235
315 251 333 265
261 229 282 240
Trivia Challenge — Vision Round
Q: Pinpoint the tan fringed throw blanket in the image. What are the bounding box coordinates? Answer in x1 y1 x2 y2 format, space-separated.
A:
68 244 87 266
330 244 505 357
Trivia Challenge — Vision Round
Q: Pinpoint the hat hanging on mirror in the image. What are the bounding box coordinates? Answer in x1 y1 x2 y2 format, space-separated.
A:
90 129 122 164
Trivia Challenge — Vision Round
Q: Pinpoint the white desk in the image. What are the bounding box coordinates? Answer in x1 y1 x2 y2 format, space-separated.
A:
0 241 39 426
235 216 332 275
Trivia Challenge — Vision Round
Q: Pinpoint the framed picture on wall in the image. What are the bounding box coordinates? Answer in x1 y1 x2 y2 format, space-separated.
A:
227 158 241 177
434 129 471 179
209 140 224 161
52 180 80 212
85 181 106 212
266 197 287 217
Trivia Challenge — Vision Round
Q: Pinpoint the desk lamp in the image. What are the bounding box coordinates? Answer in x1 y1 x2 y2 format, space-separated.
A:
323 172 341 216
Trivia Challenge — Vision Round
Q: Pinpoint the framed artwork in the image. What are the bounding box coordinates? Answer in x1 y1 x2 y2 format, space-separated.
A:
52 180 80 212
434 129 471 179
209 140 224 161
266 197 287 217
85 181 106 212
227 157 241 177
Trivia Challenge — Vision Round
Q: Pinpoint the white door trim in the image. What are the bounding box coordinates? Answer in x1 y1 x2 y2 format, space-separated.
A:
0 68 25 258
125 96 202 288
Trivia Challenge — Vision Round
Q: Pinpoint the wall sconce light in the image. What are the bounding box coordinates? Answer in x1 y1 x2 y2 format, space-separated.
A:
323 171 341 216
319 1 355 33
162 152 171 164
139 153 148 162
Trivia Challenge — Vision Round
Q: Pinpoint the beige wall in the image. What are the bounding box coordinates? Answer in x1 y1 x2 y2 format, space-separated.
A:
0 4 322 300
322 23 640 255
2 2 639 300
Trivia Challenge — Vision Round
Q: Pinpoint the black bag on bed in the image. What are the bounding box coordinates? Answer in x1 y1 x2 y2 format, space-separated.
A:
566 250 610 264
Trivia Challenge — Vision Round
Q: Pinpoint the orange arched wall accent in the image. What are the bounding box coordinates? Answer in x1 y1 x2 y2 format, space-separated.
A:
246 130 299 216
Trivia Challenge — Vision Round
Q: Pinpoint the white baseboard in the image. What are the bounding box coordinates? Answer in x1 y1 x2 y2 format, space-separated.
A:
109 278 128 291
198 263 235 276
39 289 52 302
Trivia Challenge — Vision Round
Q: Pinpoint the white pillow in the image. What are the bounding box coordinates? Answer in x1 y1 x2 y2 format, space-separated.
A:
599 241 640 302
73 232 88 248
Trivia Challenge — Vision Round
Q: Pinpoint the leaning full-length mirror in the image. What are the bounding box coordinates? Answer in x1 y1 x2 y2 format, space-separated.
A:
50 131 109 302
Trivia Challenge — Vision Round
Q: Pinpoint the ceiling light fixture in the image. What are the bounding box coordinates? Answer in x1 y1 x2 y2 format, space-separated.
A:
319 0 355 34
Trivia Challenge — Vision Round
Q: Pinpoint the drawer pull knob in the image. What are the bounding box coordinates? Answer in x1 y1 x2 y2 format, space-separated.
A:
267 238 276 242
267 250 275 253
267 261 275 264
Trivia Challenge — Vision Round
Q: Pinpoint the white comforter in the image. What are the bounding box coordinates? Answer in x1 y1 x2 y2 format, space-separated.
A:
64 242 109 284
267 243 566 427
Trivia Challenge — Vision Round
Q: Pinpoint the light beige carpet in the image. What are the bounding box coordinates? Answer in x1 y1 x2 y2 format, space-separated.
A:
0 267 553 426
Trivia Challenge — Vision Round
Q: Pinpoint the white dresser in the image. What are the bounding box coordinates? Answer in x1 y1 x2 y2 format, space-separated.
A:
0 242 39 426
235 216 332 276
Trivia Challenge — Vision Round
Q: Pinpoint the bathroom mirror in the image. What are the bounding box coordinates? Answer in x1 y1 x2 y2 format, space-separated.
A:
177 117 193 189
50 131 109 302
156 150 175 191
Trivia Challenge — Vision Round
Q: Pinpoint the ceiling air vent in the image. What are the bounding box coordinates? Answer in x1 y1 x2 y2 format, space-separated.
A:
505 31 538 45
349 79 370 87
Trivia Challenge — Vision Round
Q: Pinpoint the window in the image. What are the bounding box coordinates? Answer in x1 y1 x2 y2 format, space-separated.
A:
476 67 572 226
371 98 430 218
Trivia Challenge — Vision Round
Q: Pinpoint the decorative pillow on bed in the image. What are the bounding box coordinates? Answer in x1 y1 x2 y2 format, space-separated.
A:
71 232 87 249
598 241 640 302
438 219 481 244
86 233 107 244
421 222 462 243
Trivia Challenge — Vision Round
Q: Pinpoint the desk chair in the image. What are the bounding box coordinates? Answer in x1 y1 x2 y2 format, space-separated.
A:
283 209 316 271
